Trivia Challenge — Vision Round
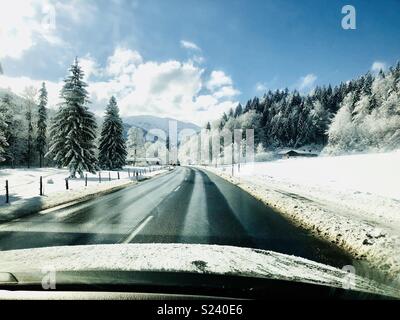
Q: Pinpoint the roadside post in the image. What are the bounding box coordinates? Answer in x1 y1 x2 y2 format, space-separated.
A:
99 172 101 183
109 172 111 181
117 171 120 180
5 180 9 204
128 168 131 178
40 176 43 196
85 174 88 187
65 178 69 190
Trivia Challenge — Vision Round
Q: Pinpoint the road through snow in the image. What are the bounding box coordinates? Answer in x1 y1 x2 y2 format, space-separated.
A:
0 167 354 269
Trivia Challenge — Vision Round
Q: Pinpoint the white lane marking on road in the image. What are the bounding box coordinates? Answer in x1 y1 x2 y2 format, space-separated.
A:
122 215 153 243
174 186 181 192
39 200 82 214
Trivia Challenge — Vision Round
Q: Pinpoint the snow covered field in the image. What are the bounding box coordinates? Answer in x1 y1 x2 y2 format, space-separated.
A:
202 150 400 281
0 166 168 219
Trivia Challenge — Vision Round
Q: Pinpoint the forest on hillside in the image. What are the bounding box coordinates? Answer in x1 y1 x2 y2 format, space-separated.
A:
209 62 400 156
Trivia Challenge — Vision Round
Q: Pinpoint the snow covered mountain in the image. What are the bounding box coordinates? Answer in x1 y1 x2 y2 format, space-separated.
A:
123 115 200 135
122 115 200 142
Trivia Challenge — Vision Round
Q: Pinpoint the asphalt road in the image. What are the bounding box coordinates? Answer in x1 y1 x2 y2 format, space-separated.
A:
0 167 353 268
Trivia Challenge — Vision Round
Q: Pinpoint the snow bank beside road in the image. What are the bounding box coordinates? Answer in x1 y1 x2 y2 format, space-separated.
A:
200 151 400 281
0 166 169 221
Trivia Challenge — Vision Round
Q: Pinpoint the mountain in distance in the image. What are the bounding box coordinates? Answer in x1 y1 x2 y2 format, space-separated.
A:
122 115 200 142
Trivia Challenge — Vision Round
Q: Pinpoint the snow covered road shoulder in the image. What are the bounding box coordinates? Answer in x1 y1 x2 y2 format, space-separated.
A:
199 151 400 282
0 167 169 221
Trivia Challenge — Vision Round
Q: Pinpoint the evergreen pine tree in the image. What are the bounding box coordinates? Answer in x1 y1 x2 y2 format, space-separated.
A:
127 127 145 165
166 135 170 164
23 87 37 169
98 96 127 169
0 93 24 167
25 107 34 168
37 82 48 168
0 110 7 162
234 103 243 117
46 58 98 178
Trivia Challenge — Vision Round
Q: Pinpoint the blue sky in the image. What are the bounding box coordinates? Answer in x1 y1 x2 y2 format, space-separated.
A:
1 0 400 125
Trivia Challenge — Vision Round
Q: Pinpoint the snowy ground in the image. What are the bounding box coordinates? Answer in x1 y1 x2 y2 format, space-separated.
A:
0 166 169 220
200 150 400 281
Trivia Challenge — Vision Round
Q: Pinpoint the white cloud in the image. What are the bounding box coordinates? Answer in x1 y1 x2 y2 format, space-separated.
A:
297 73 317 91
0 0 64 59
54 0 97 24
95 51 239 124
190 55 205 65
80 54 101 80
180 40 201 51
212 86 240 99
116 60 203 117
206 70 233 91
106 47 143 76
84 47 239 125
0 46 239 126
371 61 387 73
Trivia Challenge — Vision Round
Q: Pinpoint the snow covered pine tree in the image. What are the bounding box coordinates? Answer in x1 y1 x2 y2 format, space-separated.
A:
36 82 48 168
0 110 7 162
46 58 98 178
98 96 127 170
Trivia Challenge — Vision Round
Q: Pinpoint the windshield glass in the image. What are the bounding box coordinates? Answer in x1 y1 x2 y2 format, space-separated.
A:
0 0 399 299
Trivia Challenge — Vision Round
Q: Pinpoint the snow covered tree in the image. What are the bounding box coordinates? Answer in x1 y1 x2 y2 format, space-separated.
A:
324 63 400 154
46 58 98 178
256 143 265 154
98 96 127 169
0 111 7 162
234 103 243 118
325 93 358 154
165 135 170 164
309 100 331 145
218 112 228 130
127 127 145 165
36 82 48 168
23 87 37 168
185 61 400 156
0 93 25 167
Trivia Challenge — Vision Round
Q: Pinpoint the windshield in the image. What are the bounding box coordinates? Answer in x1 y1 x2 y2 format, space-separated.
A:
0 0 399 301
